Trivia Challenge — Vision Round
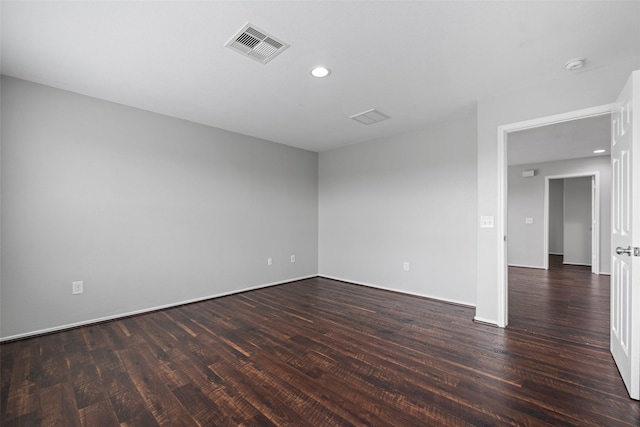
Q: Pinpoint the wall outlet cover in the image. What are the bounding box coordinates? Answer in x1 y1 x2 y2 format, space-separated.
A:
72 281 83 295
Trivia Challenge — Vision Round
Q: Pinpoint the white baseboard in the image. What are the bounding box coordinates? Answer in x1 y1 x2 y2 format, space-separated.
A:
0 275 316 342
548 252 564 256
507 263 545 269
319 275 475 308
563 261 592 266
473 316 502 327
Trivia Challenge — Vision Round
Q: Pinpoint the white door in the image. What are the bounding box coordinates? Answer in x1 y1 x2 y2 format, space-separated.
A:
564 177 593 266
611 70 640 400
591 176 597 274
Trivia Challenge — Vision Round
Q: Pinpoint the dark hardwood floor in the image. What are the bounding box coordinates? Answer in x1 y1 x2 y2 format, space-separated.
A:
2 276 638 426
508 254 610 349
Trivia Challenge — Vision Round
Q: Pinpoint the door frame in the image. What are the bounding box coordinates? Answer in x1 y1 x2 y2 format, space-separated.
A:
543 172 600 274
497 103 615 327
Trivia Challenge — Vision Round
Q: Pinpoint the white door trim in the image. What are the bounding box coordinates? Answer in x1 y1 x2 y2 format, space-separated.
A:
543 172 600 274
497 103 615 327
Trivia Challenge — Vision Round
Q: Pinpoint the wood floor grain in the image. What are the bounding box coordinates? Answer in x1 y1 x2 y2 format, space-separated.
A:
2 276 638 426
508 255 610 348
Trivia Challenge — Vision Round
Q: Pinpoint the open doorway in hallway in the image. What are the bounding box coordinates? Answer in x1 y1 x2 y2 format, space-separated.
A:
506 113 611 348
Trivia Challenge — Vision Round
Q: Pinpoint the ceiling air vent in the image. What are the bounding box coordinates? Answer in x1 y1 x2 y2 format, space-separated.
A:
350 109 391 125
225 23 290 64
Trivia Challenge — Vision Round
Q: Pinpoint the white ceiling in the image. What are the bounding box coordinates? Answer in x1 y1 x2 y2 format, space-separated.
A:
2 1 639 152
508 114 611 166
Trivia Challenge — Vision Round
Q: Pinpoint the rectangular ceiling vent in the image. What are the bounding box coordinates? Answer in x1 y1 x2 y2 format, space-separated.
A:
350 109 391 125
225 23 290 64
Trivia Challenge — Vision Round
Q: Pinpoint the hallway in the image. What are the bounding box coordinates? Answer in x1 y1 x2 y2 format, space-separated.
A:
508 255 610 349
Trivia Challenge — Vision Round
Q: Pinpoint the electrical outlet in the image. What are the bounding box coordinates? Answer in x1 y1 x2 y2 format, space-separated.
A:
267 257 272 266
290 255 296 263
403 262 410 272
72 281 84 295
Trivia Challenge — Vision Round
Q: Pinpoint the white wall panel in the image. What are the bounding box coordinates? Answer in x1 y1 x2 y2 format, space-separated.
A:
319 106 478 306
1 77 318 339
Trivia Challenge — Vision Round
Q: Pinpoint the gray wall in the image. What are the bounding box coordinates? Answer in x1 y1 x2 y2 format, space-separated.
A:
507 156 610 273
318 106 478 306
548 179 564 255
1 76 319 339
3 61 639 336
476 59 639 324
563 176 593 266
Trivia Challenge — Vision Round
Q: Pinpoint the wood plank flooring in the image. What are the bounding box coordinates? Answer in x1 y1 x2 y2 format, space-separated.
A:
2 276 639 426
508 255 610 348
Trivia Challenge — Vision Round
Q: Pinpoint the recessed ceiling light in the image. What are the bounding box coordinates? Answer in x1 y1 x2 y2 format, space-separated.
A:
310 66 331 78
593 149 606 154
565 57 586 71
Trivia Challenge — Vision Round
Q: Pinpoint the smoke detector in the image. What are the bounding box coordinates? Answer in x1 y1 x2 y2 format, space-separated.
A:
225 23 290 64
565 57 586 71
350 109 391 125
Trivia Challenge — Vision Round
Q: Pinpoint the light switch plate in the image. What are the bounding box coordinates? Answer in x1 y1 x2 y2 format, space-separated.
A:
480 216 494 228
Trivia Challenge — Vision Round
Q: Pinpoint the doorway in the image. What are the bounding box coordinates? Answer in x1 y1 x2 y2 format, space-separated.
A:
495 104 615 327
502 107 612 346
545 173 600 274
